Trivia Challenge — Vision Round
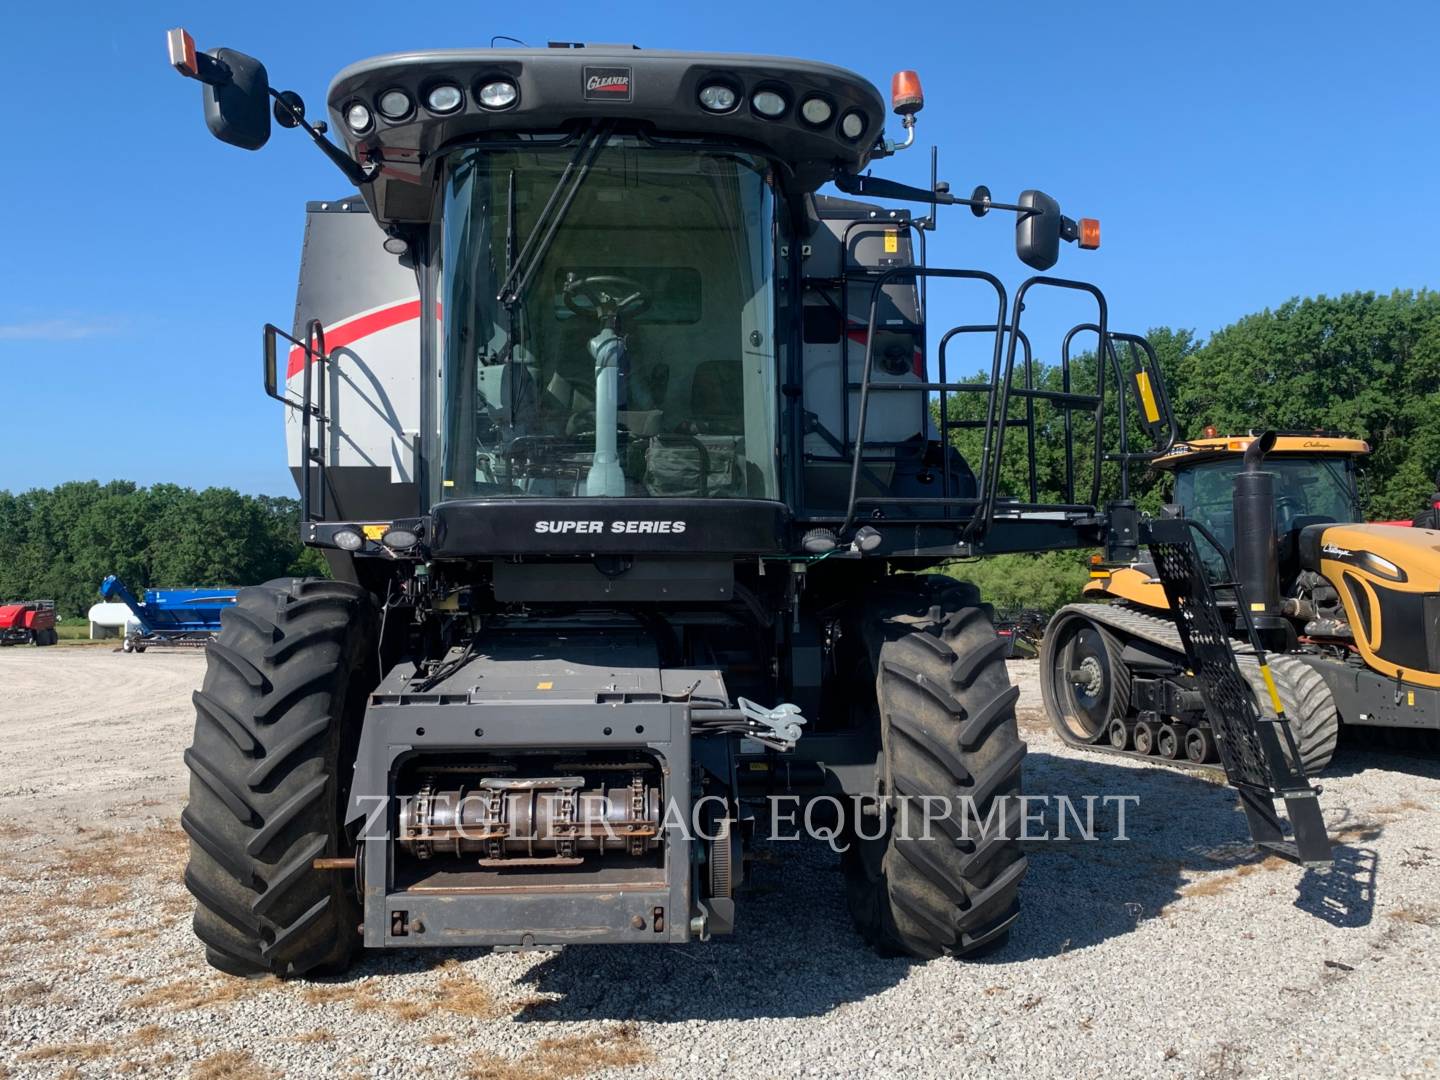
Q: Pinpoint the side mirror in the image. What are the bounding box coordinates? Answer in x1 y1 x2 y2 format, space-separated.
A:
168 29 270 150
263 324 283 401
1015 190 1061 271
203 48 271 150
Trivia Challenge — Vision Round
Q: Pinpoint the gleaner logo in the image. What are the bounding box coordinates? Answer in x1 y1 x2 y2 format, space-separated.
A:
584 66 632 101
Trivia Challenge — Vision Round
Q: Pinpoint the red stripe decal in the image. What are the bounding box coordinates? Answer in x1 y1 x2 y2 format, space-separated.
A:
286 299 423 379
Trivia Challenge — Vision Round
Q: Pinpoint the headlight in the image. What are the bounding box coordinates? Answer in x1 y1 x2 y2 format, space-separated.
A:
751 90 787 118
840 111 866 140
381 527 420 550
477 80 518 109
425 84 463 114
377 89 413 120
799 97 833 125
345 102 372 133
698 83 737 112
333 527 364 551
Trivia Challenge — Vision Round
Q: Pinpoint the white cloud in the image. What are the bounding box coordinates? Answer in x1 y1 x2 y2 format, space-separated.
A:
0 318 125 341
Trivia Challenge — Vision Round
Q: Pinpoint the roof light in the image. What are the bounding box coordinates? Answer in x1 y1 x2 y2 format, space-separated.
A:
840 111 866 140
345 102 373 133
890 70 924 116
1203 425 1218 438
800 96 833 125
377 89 413 120
751 89 787 118
698 83 738 112
477 80 518 109
426 84 464 114
1079 217 1101 250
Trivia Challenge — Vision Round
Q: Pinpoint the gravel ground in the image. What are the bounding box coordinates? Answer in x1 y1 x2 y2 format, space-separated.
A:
1 647 1437 1079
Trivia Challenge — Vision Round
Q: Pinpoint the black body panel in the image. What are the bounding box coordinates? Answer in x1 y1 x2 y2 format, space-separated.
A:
431 498 789 556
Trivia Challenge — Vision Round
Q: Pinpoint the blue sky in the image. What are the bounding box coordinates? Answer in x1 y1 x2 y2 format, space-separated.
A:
2 1 1435 495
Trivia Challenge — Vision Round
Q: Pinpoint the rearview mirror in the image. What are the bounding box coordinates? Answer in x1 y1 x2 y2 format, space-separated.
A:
202 48 271 150
1015 190 1061 271
262 323 289 404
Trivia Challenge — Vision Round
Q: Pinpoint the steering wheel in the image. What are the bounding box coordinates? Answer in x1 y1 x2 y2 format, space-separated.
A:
562 274 651 322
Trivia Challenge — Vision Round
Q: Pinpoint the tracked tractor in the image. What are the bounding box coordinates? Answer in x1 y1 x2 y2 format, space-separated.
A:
169 30 1332 978
1044 431 1440 771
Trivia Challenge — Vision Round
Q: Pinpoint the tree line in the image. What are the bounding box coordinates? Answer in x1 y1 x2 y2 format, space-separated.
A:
0 482 325 617
946 288 1439 612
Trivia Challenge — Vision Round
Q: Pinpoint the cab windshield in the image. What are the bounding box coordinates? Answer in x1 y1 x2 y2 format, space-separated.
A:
1174 455 1360 564
438 136 779 500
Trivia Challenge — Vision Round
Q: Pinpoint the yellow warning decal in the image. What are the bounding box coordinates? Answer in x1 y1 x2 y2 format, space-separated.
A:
1134 371 1161 423
536 681 553 690
883 228 898 253
362 523 389 541
1258 664 1285 716
1250 602 1266 611
1408 690 1416 707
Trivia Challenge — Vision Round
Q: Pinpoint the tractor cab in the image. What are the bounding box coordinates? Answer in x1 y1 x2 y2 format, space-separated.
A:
1158 433 1367 577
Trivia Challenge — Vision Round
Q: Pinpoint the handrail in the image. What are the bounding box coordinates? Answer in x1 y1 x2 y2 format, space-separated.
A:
841 266 1007 534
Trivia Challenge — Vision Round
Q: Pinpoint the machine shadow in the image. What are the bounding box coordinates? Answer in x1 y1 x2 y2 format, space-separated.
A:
1323 730 1440 780
513 838 916 1023
330 746 1374 1022
506 746 1369 1022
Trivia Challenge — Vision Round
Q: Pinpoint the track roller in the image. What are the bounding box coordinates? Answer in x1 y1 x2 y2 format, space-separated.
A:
1133 719 1156 756
1156 722 1184 760
1107 719 1130 751
1185 726 1216 764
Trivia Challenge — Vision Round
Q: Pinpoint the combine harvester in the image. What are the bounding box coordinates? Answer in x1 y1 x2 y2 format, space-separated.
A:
167 28 1332 979
100 576 237 653
0 600 58 647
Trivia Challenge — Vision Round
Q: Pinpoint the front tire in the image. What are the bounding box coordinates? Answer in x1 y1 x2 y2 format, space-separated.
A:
182 578 375 978
843 580 1028 959
1240 654 1339 775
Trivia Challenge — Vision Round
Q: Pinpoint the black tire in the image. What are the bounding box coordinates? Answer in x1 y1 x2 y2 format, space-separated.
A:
842 578 1028 959
1240 655 1339 775
1040 612 1132 744
183 578 376 978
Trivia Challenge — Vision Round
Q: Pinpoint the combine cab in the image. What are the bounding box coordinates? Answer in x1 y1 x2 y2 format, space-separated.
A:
167 30 1331 978
0 600 58 647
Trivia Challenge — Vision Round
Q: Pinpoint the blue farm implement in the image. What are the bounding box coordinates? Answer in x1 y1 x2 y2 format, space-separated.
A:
100 576 238 652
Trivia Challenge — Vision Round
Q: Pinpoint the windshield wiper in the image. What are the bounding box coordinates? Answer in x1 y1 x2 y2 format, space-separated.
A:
497 120 615 310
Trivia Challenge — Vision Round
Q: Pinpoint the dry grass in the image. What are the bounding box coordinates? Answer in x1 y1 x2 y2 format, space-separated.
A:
1176 855 1287 901
125 975 277 1012
189 1050 279 1080
1387 903 1440 926
466 1026 652 1080
291 1029 335 1044
424 1033 457 1046
19 1041 112 1062
11 978 52 1002
301 963 506 1022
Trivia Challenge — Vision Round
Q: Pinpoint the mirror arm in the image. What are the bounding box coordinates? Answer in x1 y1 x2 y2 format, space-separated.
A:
832 171 1040 217
268 88 374 188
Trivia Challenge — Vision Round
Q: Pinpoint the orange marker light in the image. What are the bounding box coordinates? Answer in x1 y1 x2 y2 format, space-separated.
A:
1203 425 1218 438
167 27 198 78
890 70 924 116
1078 217 1101 250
